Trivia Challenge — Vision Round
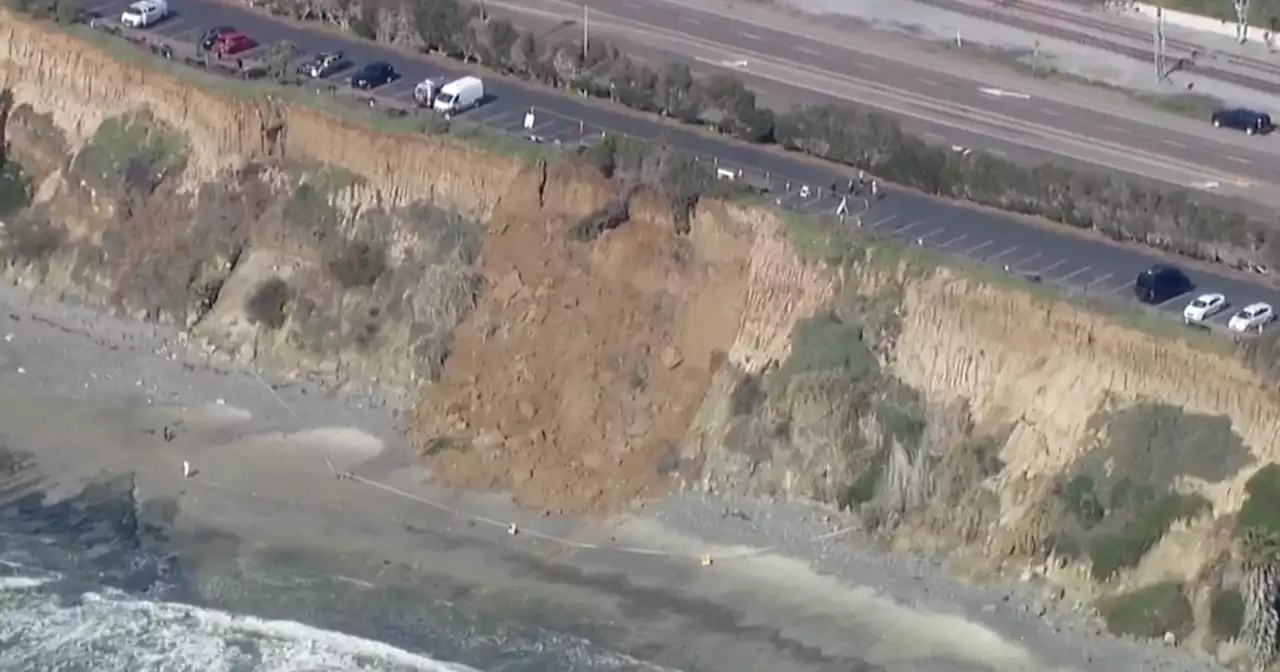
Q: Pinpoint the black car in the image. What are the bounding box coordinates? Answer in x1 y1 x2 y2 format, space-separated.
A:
1211 107 1273 135
198 26 235 53
1134 265 1192 304
350 62 397 90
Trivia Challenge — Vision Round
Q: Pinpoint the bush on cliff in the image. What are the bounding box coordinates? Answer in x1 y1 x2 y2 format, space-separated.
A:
213 0 1277 268
6 0 80 24
245 277 291 330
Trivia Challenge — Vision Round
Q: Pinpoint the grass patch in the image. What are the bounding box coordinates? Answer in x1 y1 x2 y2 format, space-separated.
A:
0 162 32 217
326 239 388 289
1237 464 1280 563
1088 492 1208 580
73 108 187 186
839 460 883 509
245 277 291 330
1100 581 1194 639
770 311 878 393
1209 588 1245 640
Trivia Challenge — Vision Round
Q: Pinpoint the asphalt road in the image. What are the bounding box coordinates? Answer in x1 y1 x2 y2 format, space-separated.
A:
77 0 1280 336
496 0 1280 209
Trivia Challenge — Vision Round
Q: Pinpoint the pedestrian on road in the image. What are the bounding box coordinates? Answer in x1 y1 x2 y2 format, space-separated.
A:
870 180 879 199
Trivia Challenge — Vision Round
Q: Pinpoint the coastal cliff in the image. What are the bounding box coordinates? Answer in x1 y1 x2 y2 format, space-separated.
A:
3 11 1280 666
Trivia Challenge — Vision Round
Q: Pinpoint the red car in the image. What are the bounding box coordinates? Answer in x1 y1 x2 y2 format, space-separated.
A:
213 32 257 57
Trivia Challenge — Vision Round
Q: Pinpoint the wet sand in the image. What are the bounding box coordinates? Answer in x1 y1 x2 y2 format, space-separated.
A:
0 284 1229 672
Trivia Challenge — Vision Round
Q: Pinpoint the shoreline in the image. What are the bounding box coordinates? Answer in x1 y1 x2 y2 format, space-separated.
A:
0 283 1231 671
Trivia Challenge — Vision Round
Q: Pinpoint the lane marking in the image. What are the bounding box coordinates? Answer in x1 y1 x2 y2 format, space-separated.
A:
1162 139 1188 149
1103 125 1126 133
1107 280 1135 297
938 234 969 249
962 240 993 257
922 131 946 142
988 246 1019 262
979 87 1032 100
987 148 1009 158
796 45 820 55
917 77 939 86
1055 266 1094 284
740 30 762 40
1226 156 1253 165
1040 108 1062 117
868 215 898 228
679 15 702 25
852 61 879 71
1156 291 1191 309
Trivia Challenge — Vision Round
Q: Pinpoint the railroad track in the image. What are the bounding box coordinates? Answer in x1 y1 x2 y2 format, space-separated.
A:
913 0 1280 95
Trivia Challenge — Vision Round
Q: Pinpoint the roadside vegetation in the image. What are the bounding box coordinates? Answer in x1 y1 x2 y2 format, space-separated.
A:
1100 581 1195 639
69 0 1277 272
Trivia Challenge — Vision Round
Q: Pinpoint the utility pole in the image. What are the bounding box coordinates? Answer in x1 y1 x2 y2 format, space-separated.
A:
479 0 487 22
1236 0 1251 43
1153 6 1166 81
583 5 590 60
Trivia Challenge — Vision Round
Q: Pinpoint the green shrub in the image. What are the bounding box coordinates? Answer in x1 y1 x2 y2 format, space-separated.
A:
1209 588 1245 640
244 277 291 329
1089 493 1208 581
326 240 387 289
1100 582 1194 640
1 215 63 263
1237 464 1280 564
773 312 878 391
0 163 31 217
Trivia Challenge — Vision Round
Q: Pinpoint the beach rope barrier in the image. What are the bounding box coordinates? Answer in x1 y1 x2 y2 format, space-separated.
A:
322 456 859 566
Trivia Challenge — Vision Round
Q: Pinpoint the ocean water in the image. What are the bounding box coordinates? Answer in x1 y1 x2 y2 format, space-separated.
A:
0 452 676 672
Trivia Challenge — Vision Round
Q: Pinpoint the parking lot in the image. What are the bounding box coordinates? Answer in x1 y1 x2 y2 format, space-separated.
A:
78 0 1280 337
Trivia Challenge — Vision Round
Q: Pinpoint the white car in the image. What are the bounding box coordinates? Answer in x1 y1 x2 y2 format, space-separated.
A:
1228 302 1275 333
1183 293 1227 324
120 0 168 28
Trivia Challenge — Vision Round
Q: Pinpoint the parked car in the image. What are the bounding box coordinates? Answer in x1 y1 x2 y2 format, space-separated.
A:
350 61 398 90
1228 302 1275 333
298 51 346 79
1183 293 1227 324
213 32 258 57
198 26 235 52
1211 108 1273 136
119 0 168 28
1133 265 1191 305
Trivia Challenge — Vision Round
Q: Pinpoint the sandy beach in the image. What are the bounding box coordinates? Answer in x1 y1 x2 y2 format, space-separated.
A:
0 283 1232 672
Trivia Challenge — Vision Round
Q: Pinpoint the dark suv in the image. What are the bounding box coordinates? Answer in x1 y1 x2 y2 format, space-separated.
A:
1211 108 1273 135
1134 265 1192 304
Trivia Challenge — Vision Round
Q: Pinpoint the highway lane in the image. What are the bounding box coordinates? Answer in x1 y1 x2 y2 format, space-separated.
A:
520 0 1280 200
76 0 1280 334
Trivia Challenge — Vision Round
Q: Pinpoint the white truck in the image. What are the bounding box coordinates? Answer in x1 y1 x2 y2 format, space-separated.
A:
120 0 168 28
432 76 484 115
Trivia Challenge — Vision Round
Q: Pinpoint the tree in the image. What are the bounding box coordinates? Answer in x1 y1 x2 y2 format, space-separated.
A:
414 0 467 54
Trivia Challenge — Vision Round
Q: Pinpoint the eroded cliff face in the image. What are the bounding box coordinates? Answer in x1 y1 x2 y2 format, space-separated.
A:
4 11 1280 663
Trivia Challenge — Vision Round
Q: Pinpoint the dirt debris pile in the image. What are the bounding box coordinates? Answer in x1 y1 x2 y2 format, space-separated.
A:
6 11 1280 666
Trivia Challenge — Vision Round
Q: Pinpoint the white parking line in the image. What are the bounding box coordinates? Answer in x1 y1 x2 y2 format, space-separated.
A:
1055 266 1093 285
1163 139 1188 149
868 215 898 228
915 227 946 243
938 234 968 249
1009 252 1040 267
1156 292 1191 309
796 45 820 55
890 220 924 236
740 30 763 40
987 246 1019 262
1083 272 1112 291
1106 280 1134 297
917 77 939 86
1226 156 1253 165
962 240 993 257
1030 260 1065 276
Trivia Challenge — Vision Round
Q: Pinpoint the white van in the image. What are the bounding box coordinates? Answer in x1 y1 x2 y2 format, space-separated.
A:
120 0 168 28
432 77 484 115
